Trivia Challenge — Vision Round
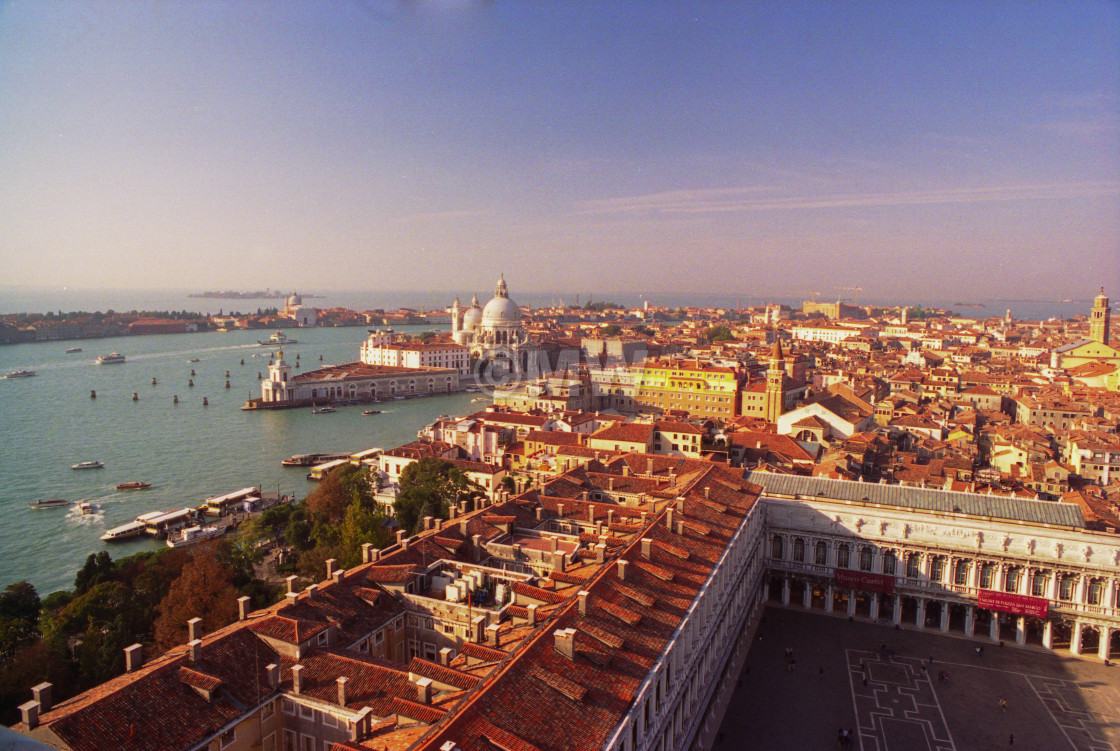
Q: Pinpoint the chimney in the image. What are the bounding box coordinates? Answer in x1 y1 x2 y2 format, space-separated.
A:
534 507 543 522
557 503 564 518
238 596 251 621
325 558 338 580
353 707 373 742
607 509 615 526
608 477 615 491
676 520 685 535
548 537 558 553
361 542 374 563
439 647 453 666
189 639 202 663
291 664 303 694
124 643 143 672
486 623 501 647
666 508 675 530
473 615 486 643
588 505 595 522
641 538 653 559
396 529 406 545
647 458 654 475
527 603 538 626
19 701 38 730
337 676 348 707
578 590 590 615
286 575 299 594
460 519 469 536
472 534 482 562
553 628 577 661
704 486 710 499
423 515 433 531
623 465 631 476
552 550 565 572
187 617 203 642
402 536 410 551
450 505 459 519
581 491 589 503
31 683 52 713
285 591 299 607
617 559 629 581
266 663 279 689
306 584 319 600
417 677 433 704
332 569 345 585
595 542 607 563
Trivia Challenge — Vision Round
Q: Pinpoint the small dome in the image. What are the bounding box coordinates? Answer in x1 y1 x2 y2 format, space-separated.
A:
463 304 483 330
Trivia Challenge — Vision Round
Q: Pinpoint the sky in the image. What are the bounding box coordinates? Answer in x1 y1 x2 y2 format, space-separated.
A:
0 1 1118 304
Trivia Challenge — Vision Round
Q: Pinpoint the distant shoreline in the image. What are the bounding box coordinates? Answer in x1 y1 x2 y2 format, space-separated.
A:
188 291 323 300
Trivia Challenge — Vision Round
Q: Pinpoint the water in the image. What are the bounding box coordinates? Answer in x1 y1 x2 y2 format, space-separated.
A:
0 325 481 595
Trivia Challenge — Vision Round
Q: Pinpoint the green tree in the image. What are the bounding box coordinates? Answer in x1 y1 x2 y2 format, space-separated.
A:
600 324 622 337
74 551 114 595
306 464 375 525
152 547 240 651
632 325 654 337
0 582 40 662
704 325 735 342
394 458 483 535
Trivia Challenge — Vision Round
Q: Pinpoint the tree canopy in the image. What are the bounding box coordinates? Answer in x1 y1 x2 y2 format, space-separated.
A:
394 458 482 535
704 325 736 342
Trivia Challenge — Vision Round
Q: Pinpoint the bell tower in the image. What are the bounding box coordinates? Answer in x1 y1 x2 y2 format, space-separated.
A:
1090 287 1110 345
765 339 785 423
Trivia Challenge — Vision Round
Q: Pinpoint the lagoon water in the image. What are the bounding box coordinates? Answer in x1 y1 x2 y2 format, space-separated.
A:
0 325 480 595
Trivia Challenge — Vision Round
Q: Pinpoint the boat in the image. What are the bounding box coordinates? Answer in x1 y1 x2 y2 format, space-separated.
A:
78 502 97 515
282 452 350 467
258 331 297 346
311 406 335 414
28 499 71 509
116 481 152 490
95 353 126 364
100 520 146 542
166 525 225 548
362 409 382 415
187 358 200 363
2 369 36 379
65 347 83 353
72 460 104 470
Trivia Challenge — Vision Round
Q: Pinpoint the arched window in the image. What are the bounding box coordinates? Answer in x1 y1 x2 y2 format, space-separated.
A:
1059 575 1075 601
793 538 805 563
837 544 850 569
907 554 920 579
1031 570 1048 597
1087 578 1103 605
815 541 828 566
980 563 995 589
929 557 944 583
859 547 873 572
882 551 896 575
954 559 969 586
1005 567 1020 593
771 535 784 559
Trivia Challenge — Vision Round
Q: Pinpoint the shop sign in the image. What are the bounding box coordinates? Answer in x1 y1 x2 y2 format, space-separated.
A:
977 590 1049 618
833 568 895 595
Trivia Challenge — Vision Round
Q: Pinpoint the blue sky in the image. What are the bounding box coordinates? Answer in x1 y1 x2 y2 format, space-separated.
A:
0 1 1117 303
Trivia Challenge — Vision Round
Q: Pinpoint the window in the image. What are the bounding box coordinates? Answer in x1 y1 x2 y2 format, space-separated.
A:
301 735 315 751
954 560 969 586
1059 575 1075 601
262 700 274 719
282 730 297 751
1005 567 1020 593
322 713 338 728
373 630 384 645
929 557 944 583
282 698 296 716
815 542 827 565
980 563 995 589
316 630 329 646
220 729 236 749
837 544 850 569
883 552 896 576
1032 571 1048 597
263 732 276 751
793 538 805 563
770 535 784 559
859 547 873 573
1087 579 1103 605
298 704 315 720
907 554 920 579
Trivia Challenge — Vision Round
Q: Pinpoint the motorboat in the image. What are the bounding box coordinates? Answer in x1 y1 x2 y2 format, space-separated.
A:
65 347 83 353
95 353 126 364
282 452 349 467
166 525 225 548
116 481 152 490
3 369 36 378
362 409 382 415
29 499 71 509
78 502 98 515
311 406 335 414
72 460 104 470
187 358 200 363
101 520 146 542
258 331 297 346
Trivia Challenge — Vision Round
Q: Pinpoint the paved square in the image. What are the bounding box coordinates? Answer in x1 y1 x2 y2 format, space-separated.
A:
715 605 1120 751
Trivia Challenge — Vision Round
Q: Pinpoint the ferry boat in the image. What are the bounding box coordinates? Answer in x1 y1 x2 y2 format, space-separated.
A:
3 369 36 378
28 499 71 509
116 481 152 490
78 502 97 515
95 353 126 364
101 520 146 542
166 525 225 548
72 460 104 470
258 331 297 346
203 487 260 517
65 347 83 353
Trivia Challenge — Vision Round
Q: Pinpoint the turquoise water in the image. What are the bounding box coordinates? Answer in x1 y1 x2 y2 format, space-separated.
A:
0 326 480 595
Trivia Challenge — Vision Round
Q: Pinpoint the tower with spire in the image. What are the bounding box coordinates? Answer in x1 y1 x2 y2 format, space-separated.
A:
1090 287 1111 346
765 338 786 423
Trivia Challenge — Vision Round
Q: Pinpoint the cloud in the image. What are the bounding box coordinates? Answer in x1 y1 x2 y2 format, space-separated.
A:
577 181 1120 216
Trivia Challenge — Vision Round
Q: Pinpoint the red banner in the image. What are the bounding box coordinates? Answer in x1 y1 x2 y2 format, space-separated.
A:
977 590 1049 618
833 569 895 595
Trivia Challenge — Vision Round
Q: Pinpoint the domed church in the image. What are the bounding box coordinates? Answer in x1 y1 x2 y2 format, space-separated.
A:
451 274 540 380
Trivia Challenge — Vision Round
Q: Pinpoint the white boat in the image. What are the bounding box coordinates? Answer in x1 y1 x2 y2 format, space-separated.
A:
78 502 97 515
72 460 104 470
258 331 297 346
3 369 36 378
166 525 225 548
95 353 126 364
311 406 335 414
100 520 146 542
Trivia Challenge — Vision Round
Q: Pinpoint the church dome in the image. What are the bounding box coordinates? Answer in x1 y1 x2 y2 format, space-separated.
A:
462 294 483 330
481 274 521 323
286 292 302 308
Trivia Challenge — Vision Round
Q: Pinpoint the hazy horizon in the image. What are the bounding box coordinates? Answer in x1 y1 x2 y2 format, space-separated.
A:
2 2 1118 300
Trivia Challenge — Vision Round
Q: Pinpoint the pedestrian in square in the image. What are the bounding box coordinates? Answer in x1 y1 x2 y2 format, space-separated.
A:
1000 698 1007 712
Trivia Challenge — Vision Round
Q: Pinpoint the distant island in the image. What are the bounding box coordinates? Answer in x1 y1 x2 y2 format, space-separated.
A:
189 289 321 300
952 302 986 308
